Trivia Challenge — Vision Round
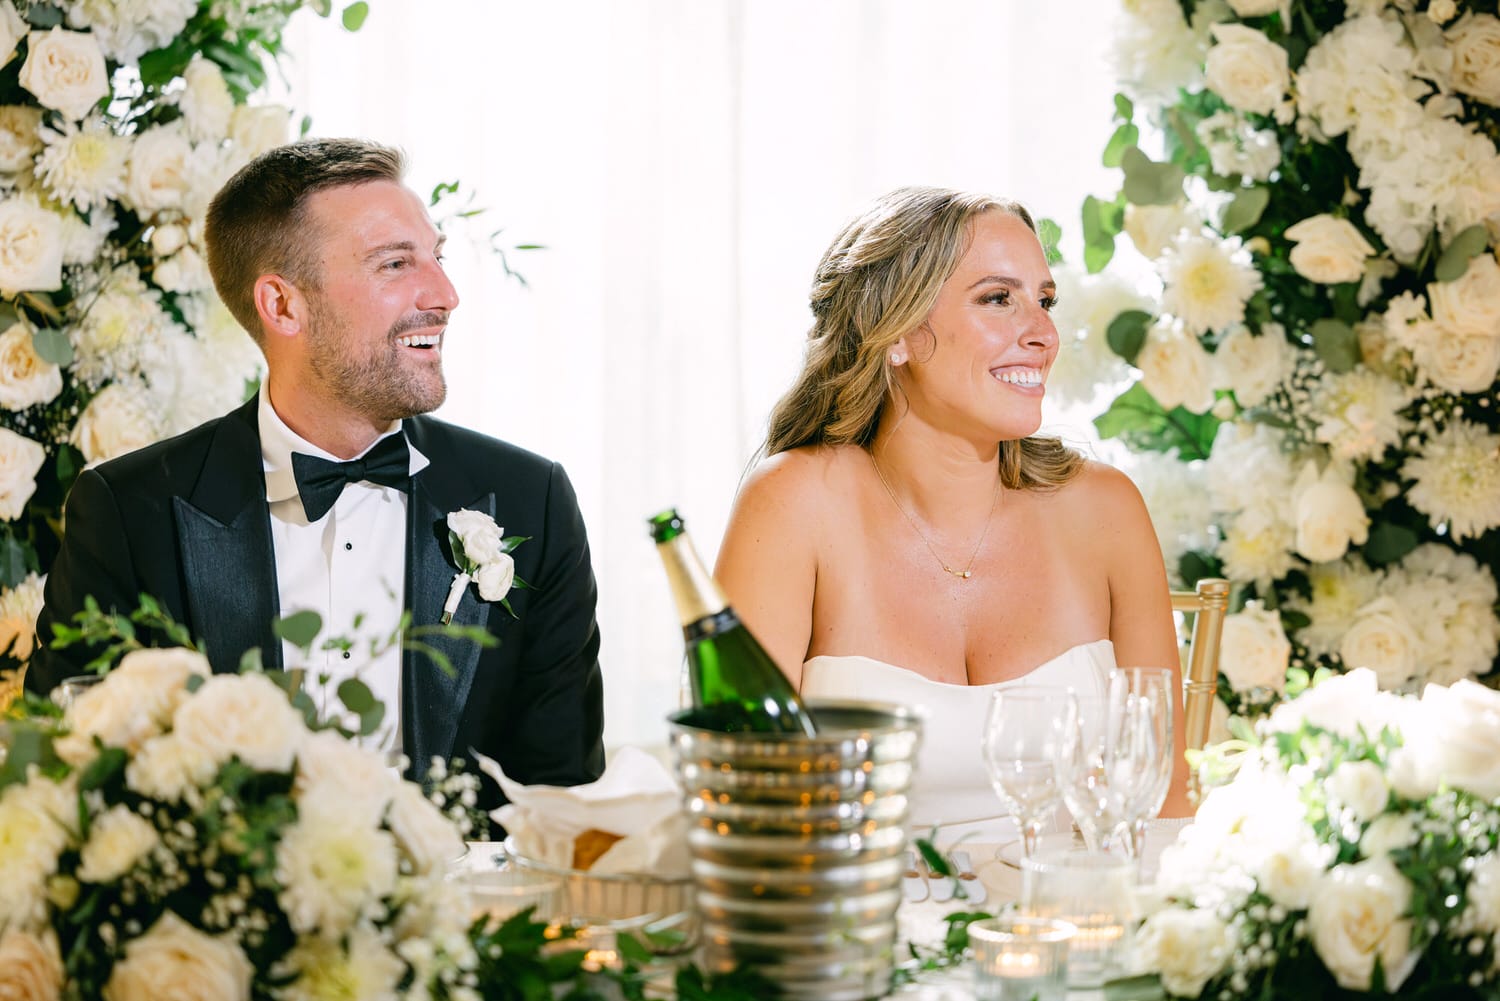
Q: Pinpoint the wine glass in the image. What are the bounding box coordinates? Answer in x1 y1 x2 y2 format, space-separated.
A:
981 687 1069 858
1108 667 1175 859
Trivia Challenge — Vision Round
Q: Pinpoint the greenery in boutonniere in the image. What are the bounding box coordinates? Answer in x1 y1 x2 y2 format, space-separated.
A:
1047 0 1500 732
444 509 531 624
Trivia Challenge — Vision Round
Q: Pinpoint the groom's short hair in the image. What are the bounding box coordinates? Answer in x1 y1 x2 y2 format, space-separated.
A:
204 137 408 344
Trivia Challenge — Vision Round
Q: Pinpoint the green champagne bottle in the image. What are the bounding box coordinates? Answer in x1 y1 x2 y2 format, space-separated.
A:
649 508 818 736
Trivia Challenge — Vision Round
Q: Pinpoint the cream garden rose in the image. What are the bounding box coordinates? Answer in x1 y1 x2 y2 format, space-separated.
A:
71 383 157 464
1292 461 1370 563
1284 214 1375 284
1417 680 1500 799
0 105 43 172
1219 602 1290 693
1448 13 1500 105
1414 328 1500 393
1325 760 1388 823
0 928 62 1001
386 781 466 877
0 426 44 521
1136 321 1215 412
0 321 62 409
1205 23 1290 116
0 195 64 296
105 911 252 1001
1427 253 1500 337
78 804 161 883
1308 857 1418 991
0 4 24 70
1339 597 1421 689
229 104 292 159
18 28 109 122
1133 908 1235 997
1213 323 1290 407
173 673 305 774
123 124 196 218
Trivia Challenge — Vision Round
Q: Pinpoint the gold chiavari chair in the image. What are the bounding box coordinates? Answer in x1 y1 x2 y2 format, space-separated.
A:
1172 577 1231 753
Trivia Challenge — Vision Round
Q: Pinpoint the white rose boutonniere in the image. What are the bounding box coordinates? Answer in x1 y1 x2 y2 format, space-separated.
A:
442 509 529 624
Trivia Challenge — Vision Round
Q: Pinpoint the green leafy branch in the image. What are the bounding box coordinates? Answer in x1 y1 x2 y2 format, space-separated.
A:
49 593 200 674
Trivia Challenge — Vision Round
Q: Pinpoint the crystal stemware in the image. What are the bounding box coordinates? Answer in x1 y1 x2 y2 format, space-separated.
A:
1051 692 1152 855
981 687 1069 858
1107 667 1175 859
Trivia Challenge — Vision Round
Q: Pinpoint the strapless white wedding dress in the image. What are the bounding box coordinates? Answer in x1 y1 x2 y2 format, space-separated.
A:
801 640 1115 841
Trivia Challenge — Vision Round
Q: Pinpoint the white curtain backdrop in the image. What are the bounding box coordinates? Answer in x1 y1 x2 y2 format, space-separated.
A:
271 0 1122 748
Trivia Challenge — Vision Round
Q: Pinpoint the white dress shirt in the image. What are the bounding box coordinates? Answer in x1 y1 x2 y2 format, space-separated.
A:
258 388 430 751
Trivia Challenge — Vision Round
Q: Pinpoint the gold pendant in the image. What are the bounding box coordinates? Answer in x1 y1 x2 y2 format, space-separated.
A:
944 567 973 579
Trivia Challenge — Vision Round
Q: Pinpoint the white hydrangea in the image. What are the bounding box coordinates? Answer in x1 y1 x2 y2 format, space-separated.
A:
1045 267 1143 406
1385 544 1500 685
1402 420 1500 543
1157 233 1263 336
61 0 198 64
1111 0 1210 107
1307 368 1410 463
1196 110 1281 181
1122 451 1212 584
1204 421 1296 518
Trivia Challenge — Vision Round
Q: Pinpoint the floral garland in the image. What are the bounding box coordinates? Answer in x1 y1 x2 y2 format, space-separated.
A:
0 0 368 690
1053 0 1500 724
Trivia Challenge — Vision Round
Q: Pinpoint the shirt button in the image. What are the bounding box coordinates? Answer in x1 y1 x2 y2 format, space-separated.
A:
342 651 351 660
344 542 353 551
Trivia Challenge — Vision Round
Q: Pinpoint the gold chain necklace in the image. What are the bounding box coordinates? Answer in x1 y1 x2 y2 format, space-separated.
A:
869 451 1001 580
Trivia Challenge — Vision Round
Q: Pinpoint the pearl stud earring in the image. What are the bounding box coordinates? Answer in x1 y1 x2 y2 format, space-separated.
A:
890 352 904 365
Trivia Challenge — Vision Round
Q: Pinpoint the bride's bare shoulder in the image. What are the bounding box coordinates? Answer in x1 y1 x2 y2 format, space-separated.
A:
739 444 863 510
1053 458 1155 537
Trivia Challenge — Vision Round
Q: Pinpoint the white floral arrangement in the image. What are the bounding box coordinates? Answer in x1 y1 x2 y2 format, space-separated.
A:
1134 668 1500 999
1052 0 1500 720
0 644 485 1001
0 0 372 685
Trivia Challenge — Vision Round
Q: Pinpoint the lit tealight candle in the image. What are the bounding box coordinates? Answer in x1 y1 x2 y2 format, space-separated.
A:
969 916 1076 1001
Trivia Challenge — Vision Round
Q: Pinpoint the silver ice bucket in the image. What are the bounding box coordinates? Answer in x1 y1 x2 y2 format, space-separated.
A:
669 701 921 1001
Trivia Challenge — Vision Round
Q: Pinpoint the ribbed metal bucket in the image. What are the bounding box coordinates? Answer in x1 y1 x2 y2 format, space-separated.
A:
669 701 921 1001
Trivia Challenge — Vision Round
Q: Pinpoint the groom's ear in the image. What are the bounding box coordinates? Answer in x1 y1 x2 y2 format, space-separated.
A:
253 274 309 344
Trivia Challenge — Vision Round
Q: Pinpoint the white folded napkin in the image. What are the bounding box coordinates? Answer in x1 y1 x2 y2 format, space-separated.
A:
477 746 690 879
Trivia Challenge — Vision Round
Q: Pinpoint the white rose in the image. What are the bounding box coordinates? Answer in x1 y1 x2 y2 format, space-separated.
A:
150 223 188 258
153 246 212 293
1414 328 1500 393
1292 461 1369 564
104 911 251 1001
1205 24 1290 116
1212 323 1289 408
1219 603 1290 693
0 5 25 70
387 781 465 877
229 104 291 159
1430 0 1458 24
0 322 61 410
1417 680 1500 799
54 672 166 766
173 673 306 774
1123 202 1198 259
0 105 43 172
0 427 44 521
475 554 515 602
0 196 63 296
1385 744 1438 801
1133 908 1234 997
1449 14 1500 105
1265 668 1410 738
123 125 196 217
0 779 74 930
1256 839 1326 911
113 647 211 723
179 55 234 142
447 509 505 563
1427 254 1500 337
125 733 217 802
18 29 108 122
0 571 43 661
1361 813 1418 860
1136 321 1215 413
71 383 158 464
1325 760 1388 823
1308 857 1419 992
1283 215 1375 285
0 928 62 1001
294 729 400 826
77 804 160 883
1339 598 1421 689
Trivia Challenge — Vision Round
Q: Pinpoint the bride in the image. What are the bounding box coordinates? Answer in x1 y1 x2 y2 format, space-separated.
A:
715 187 1193 837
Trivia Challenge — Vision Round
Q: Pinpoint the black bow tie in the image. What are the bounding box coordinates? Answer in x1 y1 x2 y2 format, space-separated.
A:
290 433 412 522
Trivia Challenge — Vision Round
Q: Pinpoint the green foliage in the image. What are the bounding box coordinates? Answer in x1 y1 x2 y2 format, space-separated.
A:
1309 318 1358 373
1106 309 1152 365
1433 224 1489 282
49 594 201 674
272 609 323 652
30 326 73 366
1120 146 1186 206
1037 217 1063 266
1081 193 1126 274
1220 186 1270 235
1094 384 1222 460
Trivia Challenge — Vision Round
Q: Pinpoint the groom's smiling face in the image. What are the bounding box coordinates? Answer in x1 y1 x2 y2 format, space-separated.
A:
298 180 460 424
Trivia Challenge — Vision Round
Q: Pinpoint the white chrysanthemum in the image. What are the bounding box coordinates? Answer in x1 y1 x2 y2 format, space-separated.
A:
1216 509 1297 586
0 778 74 931
1045 267 1142 406
61 0 198 64
1123 452 1213 584
69 264 181 387
1386 544 1500 685
77 804 159 883
277 795 400 937
279 924 406 1001
33 115 127 212
1157 233 1262 335
1307 368 1410 463
1284 558 1383 658
0 571 43 661
1402 420 1500 543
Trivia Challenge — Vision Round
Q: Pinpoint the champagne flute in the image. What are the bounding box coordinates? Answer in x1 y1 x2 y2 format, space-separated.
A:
1052 692 1138 855
981 687 1068 858
1108 667 1175 859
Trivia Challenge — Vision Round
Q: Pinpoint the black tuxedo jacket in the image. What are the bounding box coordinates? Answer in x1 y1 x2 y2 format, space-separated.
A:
29 398 606 801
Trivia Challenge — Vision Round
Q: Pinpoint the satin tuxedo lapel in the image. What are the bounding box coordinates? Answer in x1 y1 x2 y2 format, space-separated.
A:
402 417 494 768
172 400 281 673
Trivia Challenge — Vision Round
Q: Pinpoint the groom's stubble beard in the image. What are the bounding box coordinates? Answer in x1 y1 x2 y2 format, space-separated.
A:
305 298 448 423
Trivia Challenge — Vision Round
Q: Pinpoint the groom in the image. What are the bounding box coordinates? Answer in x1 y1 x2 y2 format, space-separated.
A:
30 138 605 801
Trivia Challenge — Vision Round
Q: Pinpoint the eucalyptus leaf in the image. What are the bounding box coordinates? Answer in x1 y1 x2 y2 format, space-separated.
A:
272 610 323 651
238 647 265 674
1037 217 1063 266
1106 310 1152 365
342 2 370 30
24 5 64 28
1363 522 1419 566
30 327 72 367
1433 224 1489 282
0 535 31 588
1084 240 1115 275
0 724 53 790
337 677 375 713
1094 384 1221 459
1103 974 1168 1001
1221 187 1270 235
1113 92 1133 123
1120 147 1185 206
1310 318 1358 373
1102 122 1140 168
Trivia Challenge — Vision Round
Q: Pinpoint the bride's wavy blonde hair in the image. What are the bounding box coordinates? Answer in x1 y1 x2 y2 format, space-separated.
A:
762 186 1083 490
